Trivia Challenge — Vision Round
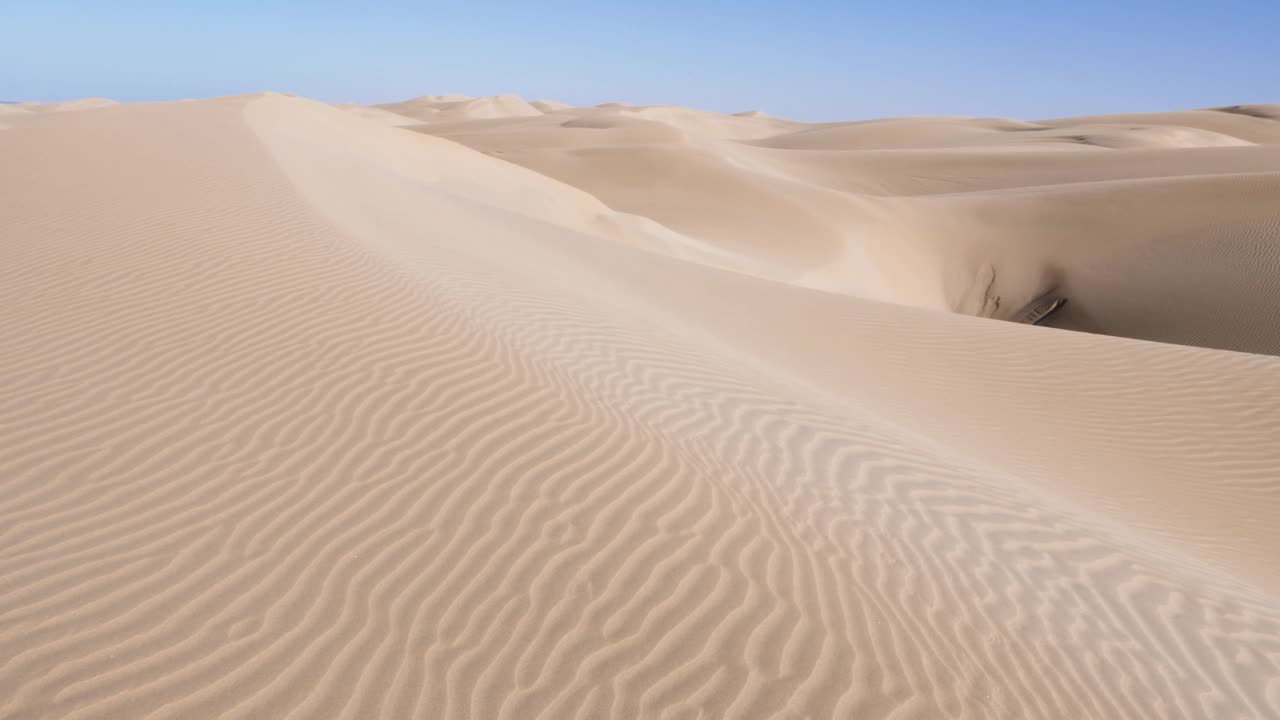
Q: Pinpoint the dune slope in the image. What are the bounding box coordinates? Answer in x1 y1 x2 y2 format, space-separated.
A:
1 95 1279 720
414 101 1280 354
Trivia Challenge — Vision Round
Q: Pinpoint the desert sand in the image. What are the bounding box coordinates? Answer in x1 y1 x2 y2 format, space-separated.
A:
2 93 1279 719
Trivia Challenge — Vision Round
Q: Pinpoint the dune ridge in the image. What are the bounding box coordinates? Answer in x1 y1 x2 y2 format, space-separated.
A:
1 94 1278 719
412 98 1280 354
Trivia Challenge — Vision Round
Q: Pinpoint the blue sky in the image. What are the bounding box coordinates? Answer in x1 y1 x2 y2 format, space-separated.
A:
3 1 1277 120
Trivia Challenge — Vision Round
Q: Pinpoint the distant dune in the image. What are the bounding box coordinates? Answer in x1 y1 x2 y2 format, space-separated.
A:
2 93 1279 720
530 99 572 112
414 98 1280 355
9 97 118 113
376 93 544 122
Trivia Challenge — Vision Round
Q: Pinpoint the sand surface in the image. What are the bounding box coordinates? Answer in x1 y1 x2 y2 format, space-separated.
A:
2 93 1279 719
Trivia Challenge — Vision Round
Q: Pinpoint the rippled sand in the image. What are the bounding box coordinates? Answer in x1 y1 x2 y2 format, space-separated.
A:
2 94 1279 719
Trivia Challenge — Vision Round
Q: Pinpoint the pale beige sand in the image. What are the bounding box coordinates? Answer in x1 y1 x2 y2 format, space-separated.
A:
11 98 118 113
330 103 422 127
378 93 544 122
531 99 573 113
1 94 1279 720
418 102 1280 354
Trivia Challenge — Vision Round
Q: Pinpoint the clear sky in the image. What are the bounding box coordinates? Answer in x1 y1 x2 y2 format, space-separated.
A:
3 0 1277 120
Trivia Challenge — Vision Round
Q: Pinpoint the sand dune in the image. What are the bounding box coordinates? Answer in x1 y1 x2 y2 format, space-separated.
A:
11 97 118 113
414 98 1280 354
1042 105 1280 144
329 103 422 127
2 94 1279 720
531 99 572 112
377 93 544 122
0 99 118 130
753 117 1254 150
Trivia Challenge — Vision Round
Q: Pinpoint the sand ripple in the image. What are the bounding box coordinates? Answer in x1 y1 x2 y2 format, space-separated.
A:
1 96 1278 719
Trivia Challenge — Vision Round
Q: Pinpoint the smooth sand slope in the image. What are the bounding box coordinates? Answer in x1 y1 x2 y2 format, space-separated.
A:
411 98 1280 354
1 95 1279 720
